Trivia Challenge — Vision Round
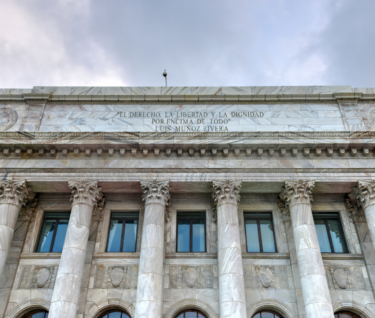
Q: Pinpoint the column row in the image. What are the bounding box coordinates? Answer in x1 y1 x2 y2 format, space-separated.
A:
2 179 375 318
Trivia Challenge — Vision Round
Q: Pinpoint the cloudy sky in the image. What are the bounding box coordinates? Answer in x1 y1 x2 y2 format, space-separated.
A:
1 0 374 88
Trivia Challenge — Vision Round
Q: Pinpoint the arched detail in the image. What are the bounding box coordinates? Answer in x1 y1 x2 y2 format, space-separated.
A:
86 298 135 318
164 298 218 318
6 299 50 318
247 299 296 318
333 300 375 318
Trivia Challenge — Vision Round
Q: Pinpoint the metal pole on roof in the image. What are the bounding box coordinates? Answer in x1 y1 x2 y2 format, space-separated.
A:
163 70 167 87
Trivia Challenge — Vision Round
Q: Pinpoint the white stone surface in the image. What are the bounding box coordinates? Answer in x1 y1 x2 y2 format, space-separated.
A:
281 180 335 318
49 180 101 318
213 180 247 318
135 180 170 318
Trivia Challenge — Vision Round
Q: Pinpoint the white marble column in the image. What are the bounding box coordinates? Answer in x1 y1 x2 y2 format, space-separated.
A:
280 180 334 318
135 180 170 318
0 179 29 279
354 180 375 252
212 180 246 318
49 180 102 318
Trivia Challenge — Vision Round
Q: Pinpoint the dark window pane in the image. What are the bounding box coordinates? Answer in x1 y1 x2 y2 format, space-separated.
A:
260 220 276 252
108 312 122 318
327 220 348 253
37 220 56 252
245 213 272 219
108 220 123 252
260 312 274 318
337 313 352 318
198 314 205 318
123 220 138 252
177 219 190 252
185 312 197 318
122 313 130 318
51 220 68 252
176 315 184 318
314 220 332 253
45 313 49 318
192 219 205 252
44 212 70 219
31 313 46 318
252 314 261 318
245 219 260 252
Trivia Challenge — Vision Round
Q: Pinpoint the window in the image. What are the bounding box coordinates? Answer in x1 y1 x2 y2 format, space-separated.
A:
175 309 207 318
177 212 206 252
245 213 277 253
22 310 48 318
313 213 348 253
36 213 70 253
335 312 361 318
99 310 130 318
252 311 283 318
107 212 139 252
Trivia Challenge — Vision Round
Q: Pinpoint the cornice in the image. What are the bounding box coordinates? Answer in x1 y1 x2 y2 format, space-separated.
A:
1 87 374 102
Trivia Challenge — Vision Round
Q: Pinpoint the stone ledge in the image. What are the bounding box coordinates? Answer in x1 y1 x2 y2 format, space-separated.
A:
321 253 364 260
93 252 140 259
20 252 61 259
242 252 290 259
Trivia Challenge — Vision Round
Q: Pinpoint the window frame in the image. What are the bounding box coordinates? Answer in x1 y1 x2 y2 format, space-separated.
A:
313 212 349 254
252 310 283 318
36 212 70 253
174 309 208 318
22 310 49 318
98 309 130 318
176 212 206 253
244 212 277 253
106 212 139 253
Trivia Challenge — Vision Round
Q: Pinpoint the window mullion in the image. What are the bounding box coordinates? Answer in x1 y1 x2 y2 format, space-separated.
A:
190 218 193 252
258 219 263 253
120 218 126 252
325 219 335 253
50 218 59 252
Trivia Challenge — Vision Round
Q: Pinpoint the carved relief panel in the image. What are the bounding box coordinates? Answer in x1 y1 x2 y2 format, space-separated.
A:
94 265 138 289
167 265 217 289
17 265 57 289
325 265 367 291
243 265 293 290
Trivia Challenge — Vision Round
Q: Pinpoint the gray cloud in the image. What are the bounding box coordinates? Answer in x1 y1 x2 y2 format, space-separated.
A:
0 0 374 88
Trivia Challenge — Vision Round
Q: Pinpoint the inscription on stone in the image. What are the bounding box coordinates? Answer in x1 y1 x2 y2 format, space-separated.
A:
116 111 264 132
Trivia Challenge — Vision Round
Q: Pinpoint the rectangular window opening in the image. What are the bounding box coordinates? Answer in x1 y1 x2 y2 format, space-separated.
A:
313 212 348 253
107 212 139 253
36 212 70 253
244 212 277 253
177 212 206 253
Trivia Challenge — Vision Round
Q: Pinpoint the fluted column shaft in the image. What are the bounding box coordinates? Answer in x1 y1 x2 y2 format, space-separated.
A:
354 180 375 252
49 180 102 318
213 180 246 318
135 180 170 318
281 180 334 318
0 180 29 279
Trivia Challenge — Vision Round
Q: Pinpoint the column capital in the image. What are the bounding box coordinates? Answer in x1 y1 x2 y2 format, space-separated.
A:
68 180 102 207
141 179 170 207
279 180 315 209
353 180 375 209
212 179 241 208
0 179 30 208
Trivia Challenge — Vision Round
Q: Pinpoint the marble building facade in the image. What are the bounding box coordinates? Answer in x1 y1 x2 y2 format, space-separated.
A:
0 86 375 318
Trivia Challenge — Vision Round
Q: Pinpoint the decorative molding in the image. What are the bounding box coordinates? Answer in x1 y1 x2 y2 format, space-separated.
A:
0 108 18 131
279 180 315 210
346 194 364 221
68 179 102 207
353 179 375 209
212 179 241 208
163 298 218 318
246 299 296 318
0 179 30 207
18 192 39 221
140 179 170 207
